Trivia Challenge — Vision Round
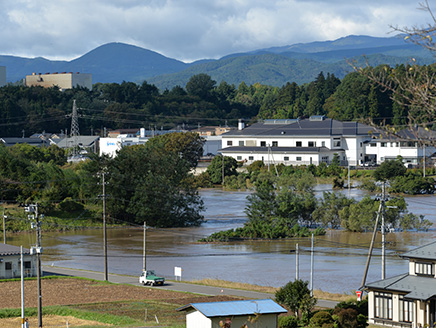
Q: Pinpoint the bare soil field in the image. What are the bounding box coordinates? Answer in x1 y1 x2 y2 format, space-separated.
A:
0 278 241 327
0 278 239 309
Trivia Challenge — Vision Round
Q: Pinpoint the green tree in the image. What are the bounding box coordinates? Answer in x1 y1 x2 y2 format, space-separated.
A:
275 279 316 318
186 73 217 100
373 159 406 182
206 155 238 184
107 136 204 227
313 192 355 228
245 177 277 223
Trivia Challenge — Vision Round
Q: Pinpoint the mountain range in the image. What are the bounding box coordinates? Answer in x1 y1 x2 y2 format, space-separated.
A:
1 35 434 89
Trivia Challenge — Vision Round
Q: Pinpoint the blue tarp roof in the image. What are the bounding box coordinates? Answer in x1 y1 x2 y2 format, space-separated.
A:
177 299 287 317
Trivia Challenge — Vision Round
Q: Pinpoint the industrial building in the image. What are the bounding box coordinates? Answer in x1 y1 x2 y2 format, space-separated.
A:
25 72 92 90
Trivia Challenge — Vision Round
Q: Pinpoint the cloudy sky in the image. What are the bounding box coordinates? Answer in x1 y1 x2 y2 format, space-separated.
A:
0 0 431 62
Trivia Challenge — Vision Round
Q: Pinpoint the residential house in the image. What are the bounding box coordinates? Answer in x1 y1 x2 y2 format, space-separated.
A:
177 299 287 328
365 241 436 327
0 244 37 279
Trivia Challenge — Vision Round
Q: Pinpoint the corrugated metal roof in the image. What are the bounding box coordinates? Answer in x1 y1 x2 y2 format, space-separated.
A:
401 241 436 261
365 273 436 300
177 299 286 317
0 244 31 256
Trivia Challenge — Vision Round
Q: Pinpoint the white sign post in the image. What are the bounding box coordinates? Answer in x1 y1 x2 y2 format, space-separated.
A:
174 267 182 281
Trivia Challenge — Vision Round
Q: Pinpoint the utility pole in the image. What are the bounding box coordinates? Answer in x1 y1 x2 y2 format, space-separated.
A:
295 243 299 280
310 234 314 297
221 154 225 185
20 246 25 328
423 143 426 178
143 222 147 272
381 182 386 280
102 171 108 281
3 208 6 244
26 203 42 328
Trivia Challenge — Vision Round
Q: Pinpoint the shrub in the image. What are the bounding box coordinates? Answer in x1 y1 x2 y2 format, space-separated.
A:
58 197 84 212
278 315 298 328
310 311 334 328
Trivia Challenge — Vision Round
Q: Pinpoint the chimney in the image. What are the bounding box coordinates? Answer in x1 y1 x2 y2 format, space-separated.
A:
238 119 245 131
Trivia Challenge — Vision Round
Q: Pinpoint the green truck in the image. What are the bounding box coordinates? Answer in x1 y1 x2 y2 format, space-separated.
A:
139 270 165 286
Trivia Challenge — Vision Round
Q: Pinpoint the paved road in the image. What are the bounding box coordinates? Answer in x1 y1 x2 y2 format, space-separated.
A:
43 266 337 309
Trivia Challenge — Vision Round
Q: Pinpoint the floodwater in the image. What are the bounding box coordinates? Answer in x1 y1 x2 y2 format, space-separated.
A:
7 186 436 294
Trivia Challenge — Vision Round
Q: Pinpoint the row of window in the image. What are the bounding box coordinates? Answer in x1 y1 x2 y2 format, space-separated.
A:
415 262 433 276
375 292 414 323
370 141 418 148
4 261 32 270
237 156 302 161
226 140 330 147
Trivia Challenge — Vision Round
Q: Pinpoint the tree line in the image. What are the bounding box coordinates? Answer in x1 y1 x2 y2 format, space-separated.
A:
2 64 434 138
0 132 205 229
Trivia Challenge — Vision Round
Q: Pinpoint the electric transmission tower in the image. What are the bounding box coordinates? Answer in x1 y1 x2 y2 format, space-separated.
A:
67 99 83 162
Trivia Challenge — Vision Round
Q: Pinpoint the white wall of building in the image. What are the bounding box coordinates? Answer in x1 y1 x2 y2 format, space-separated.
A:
0 254 36 279
186 311 211 328
99 136 149 157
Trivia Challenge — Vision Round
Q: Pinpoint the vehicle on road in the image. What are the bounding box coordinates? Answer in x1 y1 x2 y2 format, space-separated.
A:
139 270 165 286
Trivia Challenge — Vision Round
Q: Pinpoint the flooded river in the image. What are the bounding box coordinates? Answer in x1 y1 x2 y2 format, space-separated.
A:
7 186 436 294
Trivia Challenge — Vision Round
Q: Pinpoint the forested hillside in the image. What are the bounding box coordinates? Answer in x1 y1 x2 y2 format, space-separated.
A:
1 64 433 137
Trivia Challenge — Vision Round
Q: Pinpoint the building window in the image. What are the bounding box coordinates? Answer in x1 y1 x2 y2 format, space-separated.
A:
308 141 315 147
237 156 242 160
248 156 254 160
24 261 31 269
375 292 392 320
370 143 376 147
227 141 233 146
239 140 244 146
272 141 278 147
321 141 325 147
415 262 433 276
381 142 387 147
284 156 289 161
333 138 341 147
399 296 414 323
5 262 12 270
296 141 302 147
260 141 266 147
322 156 328 162
360 142 363 147
296 157 302 161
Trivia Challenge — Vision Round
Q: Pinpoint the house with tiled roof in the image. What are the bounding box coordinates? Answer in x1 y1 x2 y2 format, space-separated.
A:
365 241 436 327
0 244 36 279
177 299 287 328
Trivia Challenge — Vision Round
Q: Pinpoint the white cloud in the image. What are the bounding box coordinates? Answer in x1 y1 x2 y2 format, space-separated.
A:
0 0 432 61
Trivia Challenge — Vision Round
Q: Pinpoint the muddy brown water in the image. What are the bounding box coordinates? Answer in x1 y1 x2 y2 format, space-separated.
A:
7 186 436 294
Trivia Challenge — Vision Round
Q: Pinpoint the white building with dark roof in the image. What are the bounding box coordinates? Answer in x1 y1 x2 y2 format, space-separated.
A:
0 244 36 279
221 117 436 167
221 116 372 166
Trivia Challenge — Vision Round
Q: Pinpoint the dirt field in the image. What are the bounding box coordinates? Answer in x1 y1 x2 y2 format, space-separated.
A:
0 278 241 327
0 278 238 309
